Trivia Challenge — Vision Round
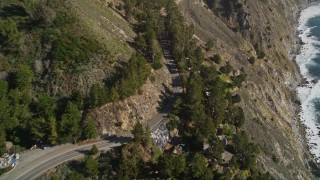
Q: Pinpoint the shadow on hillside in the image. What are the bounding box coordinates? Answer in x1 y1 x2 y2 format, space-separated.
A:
156 83 174 113
75 136 132 155
104 135 133 144
0 4 28 18
67 160 85 175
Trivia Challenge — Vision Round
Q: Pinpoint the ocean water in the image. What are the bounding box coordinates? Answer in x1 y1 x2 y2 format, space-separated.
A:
296 3 320 163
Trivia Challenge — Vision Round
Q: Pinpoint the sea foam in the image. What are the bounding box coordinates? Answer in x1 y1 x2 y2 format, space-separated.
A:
296 3 320 162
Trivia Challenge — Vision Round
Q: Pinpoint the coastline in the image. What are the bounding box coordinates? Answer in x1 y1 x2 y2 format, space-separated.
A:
293 1 320 173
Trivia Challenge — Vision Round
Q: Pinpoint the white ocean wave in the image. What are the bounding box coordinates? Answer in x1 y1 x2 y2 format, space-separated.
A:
296 3 320 162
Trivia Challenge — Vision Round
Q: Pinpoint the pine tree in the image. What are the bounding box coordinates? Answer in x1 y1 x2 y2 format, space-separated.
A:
232 106 245 130
110 86 119 102
29 117 46 141
36 94 56 118
190 153 207 179
118 153 139 179
84 155 99 177
0 91 10 130
0 128 6 155
144 125 151 148
14 65 34 90
91 145 99 155
132 121 144 144
59 102 81 143
66 172 85 180
47 116 58 145
83 116 97 139
89 84 100 108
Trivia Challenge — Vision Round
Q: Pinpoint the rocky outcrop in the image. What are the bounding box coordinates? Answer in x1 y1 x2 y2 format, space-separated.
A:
90 60 172 135
177 0 318 179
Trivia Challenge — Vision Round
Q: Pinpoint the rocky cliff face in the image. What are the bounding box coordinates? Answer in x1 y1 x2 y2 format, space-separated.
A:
90 60 172 135
177 0 318 179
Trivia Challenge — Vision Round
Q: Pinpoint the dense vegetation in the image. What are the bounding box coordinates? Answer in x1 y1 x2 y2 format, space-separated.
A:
89 53 150 108
45 0 273 179
0 0 276 178
0 0 151 149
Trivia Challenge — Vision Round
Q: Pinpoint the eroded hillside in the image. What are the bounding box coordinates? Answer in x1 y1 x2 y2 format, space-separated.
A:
177 0 318 178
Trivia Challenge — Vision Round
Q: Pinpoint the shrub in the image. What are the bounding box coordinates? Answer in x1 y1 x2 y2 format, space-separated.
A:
257 51 266 59
231 73 246 87
248 56 256 65
211 54 221 64
232 94 241 104
149 75 156 83
220 62 233 74
152 62 163 70
206 39 214 51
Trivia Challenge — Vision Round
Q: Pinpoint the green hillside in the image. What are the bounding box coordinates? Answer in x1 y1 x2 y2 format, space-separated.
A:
0 0 149 149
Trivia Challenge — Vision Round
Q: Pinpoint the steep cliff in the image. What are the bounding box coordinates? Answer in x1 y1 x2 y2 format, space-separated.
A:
177 0 318 179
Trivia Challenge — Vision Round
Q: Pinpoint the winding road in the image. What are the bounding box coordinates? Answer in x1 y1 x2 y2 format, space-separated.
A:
0 31 181 180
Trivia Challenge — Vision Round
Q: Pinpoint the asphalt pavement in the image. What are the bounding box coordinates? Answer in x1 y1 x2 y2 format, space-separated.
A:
18 141 123 180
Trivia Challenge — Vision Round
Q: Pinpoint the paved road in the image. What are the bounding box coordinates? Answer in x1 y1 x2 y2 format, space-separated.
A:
0 31 181 180
18 140 124 180
148 34 182 131
0 139 129 180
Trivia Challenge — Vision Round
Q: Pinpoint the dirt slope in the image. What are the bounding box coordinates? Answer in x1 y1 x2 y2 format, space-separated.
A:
178 0 318 179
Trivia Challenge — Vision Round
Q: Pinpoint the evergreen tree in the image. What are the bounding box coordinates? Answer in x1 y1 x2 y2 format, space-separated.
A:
84 155 99 177
144 125 151 148
208 78 227 125
36 94 56 118
159 153 176 178
186 73 206 124
132 121 144 144
47 116 58 145
91 145 99 155
59 102 81 143
14 65 34 90
173 154 187 177
110 86 120 102
71 90 84 109
29 117 47 141
66 172 85 180
89 84 110 108
135 34 147 53
83 116 97 139
89 84 100 108
0 17 19 44
0 128 6 155
0 80 8 98
231 106 245 130
190 153 207 179
7 89 30 129
0 80 10 130
118 147 140 179
207 135 224 162
233 131 259 170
